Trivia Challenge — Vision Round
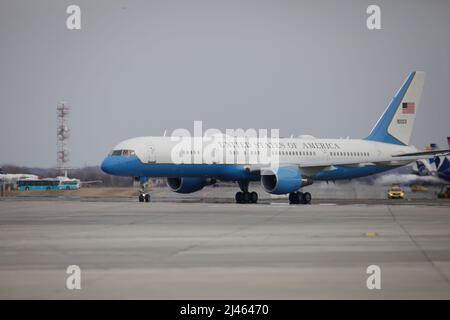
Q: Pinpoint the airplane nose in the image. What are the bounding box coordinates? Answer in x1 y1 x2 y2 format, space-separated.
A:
101 153 138 176
101 156 114 174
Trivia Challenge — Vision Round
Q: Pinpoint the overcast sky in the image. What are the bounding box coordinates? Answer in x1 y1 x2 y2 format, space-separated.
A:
1 0 449 167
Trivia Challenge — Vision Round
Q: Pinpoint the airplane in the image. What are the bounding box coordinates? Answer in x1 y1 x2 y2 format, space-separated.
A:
413 138 450 182
101 71 450 204
413 144 437 176
0 168 39 184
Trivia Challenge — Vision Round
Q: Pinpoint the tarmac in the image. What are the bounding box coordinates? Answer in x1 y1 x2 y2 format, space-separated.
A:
1 198 450 299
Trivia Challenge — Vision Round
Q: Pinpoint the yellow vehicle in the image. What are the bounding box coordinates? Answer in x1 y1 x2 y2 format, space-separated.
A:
410 184 428 192
388 185 405 199
438 186 450 199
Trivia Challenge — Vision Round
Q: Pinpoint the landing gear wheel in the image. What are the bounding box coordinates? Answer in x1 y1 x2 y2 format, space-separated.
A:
250 191 258 204
236 191 258 204
236 181 258 204
144 194 151 202
243 192 250 203
138 194 145 202
289 192 300 205
235 191 243 203
289 192 310 205
303 192 312 204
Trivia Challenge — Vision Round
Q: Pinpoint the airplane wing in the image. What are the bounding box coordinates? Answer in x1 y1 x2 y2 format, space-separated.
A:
80 180 103 185
391 149 450 158
301 149 450 169
245 149 450 176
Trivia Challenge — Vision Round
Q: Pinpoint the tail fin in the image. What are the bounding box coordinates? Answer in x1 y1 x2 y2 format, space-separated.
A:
365 71 425 145
426 143 438 166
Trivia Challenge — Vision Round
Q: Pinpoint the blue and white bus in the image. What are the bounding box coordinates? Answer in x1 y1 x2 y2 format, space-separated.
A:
17 179 60 191
58 178 81 190
17 178 81 191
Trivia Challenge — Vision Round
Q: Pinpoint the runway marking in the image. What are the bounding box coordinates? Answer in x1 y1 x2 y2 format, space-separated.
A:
364 232 378 237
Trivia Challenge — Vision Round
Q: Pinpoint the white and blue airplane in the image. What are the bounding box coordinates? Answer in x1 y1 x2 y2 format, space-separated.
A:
101 71 450 204
414 138 450 182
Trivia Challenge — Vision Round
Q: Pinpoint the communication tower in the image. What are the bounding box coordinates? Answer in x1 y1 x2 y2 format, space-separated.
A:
56 102 70 173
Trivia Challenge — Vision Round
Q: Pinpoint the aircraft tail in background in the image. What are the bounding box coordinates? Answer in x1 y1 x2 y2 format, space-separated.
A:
413 139 450 182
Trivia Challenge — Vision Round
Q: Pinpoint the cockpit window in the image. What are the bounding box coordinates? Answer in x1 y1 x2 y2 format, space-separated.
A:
122 150 136 156
110 149 136 156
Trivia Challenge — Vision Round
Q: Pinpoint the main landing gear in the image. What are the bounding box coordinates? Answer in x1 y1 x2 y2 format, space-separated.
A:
235 191 258 204
235 181 258 204
289 191 312 205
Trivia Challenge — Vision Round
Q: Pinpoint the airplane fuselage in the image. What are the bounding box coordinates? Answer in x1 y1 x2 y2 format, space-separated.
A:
101 136 417 181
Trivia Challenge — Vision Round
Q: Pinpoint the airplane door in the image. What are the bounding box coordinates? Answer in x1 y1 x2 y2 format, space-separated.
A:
148 146 156 163
321 148 329 162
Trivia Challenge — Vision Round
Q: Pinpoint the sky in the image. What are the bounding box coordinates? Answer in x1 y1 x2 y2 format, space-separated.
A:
1 0 449 167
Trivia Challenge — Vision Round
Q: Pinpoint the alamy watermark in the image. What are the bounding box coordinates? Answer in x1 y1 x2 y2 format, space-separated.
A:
366 265 381 290
64 5 381 31
66 265 81 290
66 5 81 30
366 5 381 30
169 121 281 169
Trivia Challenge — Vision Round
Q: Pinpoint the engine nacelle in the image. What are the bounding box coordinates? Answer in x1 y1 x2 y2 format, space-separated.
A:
167 177 215 194
261 167 313 195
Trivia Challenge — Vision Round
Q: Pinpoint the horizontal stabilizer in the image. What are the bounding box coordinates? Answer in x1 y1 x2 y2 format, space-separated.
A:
391 149 450 158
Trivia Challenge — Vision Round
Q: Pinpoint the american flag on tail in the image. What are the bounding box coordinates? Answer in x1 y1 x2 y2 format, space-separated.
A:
402 102 415 114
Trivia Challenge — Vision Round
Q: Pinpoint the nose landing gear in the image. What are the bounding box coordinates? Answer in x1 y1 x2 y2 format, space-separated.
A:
138 193 151 202
137 177 151 203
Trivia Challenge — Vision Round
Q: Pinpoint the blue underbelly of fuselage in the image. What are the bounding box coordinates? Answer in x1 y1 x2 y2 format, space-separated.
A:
101 156 396 181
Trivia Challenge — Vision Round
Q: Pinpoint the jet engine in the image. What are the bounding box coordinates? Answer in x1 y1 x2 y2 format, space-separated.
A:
261 167 313 195
166 177 215 194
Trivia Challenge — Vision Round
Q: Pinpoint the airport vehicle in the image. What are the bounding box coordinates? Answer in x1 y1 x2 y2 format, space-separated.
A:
17 179 60 191
388 185 405 199
17 177 81 191
410 184 428 192
57 177 81 190
101 71 450 204
438 185 450 199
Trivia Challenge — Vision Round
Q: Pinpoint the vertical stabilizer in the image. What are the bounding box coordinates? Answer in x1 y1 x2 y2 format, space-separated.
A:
365 71 425 145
